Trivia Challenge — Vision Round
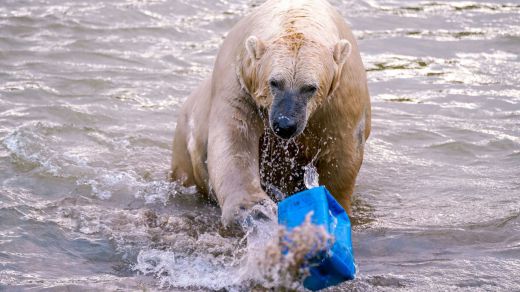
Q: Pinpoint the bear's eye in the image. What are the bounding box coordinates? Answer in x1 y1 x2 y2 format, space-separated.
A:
269 79 283 90
300 85 318 95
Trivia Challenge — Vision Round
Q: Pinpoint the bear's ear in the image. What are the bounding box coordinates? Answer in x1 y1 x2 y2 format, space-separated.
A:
245 36 266 60
333 39 352 65
328 39 352 97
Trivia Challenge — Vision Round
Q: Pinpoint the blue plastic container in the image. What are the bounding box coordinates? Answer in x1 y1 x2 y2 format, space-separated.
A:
278 186 356 291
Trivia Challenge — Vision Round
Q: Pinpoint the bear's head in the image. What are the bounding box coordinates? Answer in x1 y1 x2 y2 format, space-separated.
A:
238 33 352 139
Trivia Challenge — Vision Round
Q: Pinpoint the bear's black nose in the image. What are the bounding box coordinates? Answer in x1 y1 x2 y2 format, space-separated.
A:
273 116 298 139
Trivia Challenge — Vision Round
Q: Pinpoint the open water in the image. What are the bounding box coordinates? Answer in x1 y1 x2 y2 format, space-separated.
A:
0 0 519 290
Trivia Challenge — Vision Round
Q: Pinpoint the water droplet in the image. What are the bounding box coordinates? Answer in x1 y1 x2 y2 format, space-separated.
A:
303 163 319 189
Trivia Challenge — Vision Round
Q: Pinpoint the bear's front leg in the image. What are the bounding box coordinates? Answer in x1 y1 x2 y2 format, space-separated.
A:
207 98 275 228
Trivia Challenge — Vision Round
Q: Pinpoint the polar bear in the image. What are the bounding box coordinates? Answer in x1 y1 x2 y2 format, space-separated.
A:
171 0 371 226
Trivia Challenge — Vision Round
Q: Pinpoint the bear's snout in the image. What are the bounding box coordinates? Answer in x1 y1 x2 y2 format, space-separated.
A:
272 115 298 139
269 90 308 140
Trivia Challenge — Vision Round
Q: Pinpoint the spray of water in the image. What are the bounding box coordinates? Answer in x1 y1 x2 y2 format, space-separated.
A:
132 201 334 290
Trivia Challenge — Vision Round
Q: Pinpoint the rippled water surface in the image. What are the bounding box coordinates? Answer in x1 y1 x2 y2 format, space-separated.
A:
1 0 519 290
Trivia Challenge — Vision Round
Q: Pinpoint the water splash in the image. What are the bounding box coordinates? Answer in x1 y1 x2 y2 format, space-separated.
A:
304 162 319 189
252 213 334 290
132 207 333 291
